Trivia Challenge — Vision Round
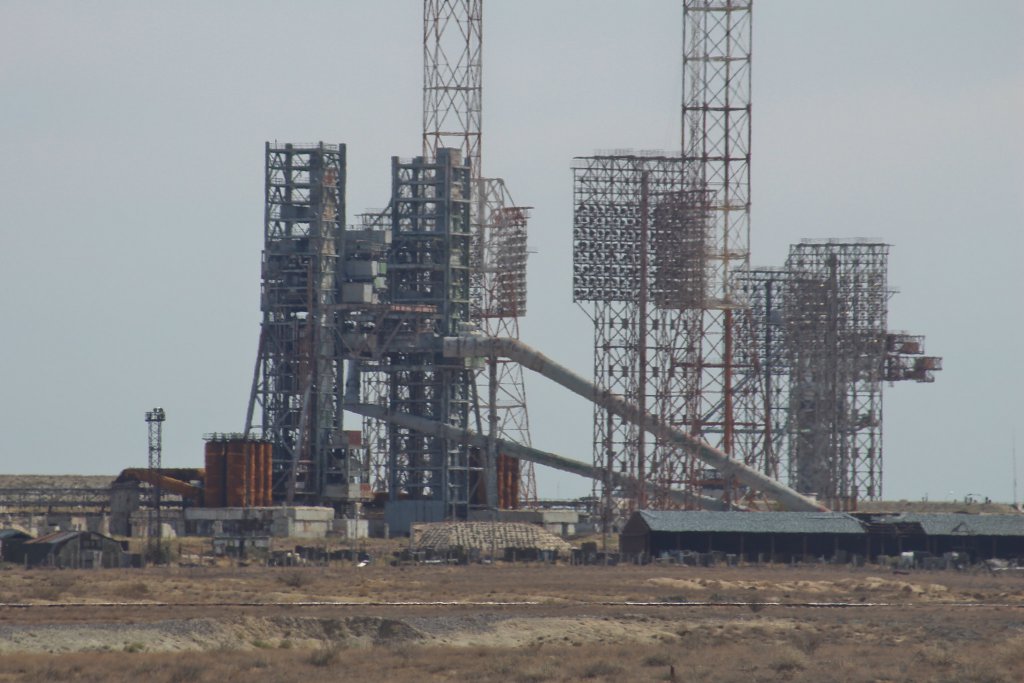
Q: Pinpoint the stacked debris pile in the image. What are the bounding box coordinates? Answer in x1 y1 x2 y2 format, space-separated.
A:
410 522 572 562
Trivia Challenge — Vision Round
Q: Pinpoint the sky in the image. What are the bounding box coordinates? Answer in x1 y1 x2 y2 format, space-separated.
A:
1 1 1021 504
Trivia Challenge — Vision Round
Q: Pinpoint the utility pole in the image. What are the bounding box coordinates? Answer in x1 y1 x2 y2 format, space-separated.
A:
145 407 166 564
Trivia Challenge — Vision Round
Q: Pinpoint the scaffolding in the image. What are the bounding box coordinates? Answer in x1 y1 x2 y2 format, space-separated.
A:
246 143 346 503
382 149 478 517
783 241 890 507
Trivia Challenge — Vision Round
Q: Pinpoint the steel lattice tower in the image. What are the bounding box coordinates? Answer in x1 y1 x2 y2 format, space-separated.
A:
678 0 754 497
423 0 482 174
422 0 535 506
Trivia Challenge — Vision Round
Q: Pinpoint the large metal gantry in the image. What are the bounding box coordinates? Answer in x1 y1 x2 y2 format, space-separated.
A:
246 143 346 503
245 2 532 526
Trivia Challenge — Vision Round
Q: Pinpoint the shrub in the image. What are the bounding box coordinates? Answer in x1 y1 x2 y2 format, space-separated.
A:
580 661 624 679
769 647 807 674
643 653 674 667
278 571 313 589
308 644 341 668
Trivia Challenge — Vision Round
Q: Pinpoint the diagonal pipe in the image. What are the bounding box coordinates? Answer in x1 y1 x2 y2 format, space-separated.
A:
344 401 730 511
441 335 828 512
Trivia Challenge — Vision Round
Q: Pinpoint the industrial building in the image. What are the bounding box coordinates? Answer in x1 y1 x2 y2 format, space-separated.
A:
621 511 1024 564
3 530 128 569
0 1 956 546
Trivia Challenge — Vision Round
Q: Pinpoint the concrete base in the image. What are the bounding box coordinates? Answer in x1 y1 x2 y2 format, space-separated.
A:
332 518 369 539
129 509 183 538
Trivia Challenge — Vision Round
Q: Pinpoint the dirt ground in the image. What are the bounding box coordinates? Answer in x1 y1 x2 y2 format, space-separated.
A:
1 562 1022 682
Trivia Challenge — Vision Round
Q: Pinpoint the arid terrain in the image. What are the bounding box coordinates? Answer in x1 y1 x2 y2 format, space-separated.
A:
1 559 1023 682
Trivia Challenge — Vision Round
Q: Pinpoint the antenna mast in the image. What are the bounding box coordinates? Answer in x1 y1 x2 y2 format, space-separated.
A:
145 407 166 563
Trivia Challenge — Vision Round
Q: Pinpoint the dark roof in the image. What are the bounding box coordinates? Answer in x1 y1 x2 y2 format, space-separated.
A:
874 514 1024 537
632 510 866 535
0 529 32 541
26 530 83 545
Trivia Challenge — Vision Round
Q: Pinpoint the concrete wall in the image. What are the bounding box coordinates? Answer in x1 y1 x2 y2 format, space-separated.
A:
184 506 334 539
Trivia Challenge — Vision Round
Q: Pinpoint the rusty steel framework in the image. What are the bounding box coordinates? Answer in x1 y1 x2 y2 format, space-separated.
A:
573 154 717 511
421 0 535 506
423 0 482 174
679 0 754 492
573 0 756 512
246 143 346 503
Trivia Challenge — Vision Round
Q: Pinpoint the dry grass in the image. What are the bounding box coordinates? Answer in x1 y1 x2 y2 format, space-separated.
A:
1 564 1023 681
3 561 1024 607
1 635 1022 683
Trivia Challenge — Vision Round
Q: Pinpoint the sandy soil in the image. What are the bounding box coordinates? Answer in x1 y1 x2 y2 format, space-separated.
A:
1 563 1023 681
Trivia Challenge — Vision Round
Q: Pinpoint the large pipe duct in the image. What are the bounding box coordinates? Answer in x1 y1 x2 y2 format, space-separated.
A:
344 401 729 511
442 335 828 512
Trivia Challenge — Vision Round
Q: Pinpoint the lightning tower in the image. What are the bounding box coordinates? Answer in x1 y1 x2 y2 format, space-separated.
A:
678 0 756 497
422 0 535 505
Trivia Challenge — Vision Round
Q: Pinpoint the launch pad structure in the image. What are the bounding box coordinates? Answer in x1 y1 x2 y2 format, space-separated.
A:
235 0 941 528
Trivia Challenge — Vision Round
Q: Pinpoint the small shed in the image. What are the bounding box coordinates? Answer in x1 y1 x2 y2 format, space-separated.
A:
620 510 866 562
18 531 127 569
0 528 33 562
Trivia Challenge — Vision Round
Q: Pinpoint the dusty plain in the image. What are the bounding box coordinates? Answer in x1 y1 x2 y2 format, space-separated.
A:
0 559 1022 682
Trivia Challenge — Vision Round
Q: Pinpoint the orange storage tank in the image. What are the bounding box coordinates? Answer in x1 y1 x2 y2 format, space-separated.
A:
225 439 247 507
204 441 226 508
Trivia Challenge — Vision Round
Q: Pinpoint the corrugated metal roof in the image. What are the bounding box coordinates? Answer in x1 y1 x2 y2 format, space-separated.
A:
877 514 1024 537
25 530 81 545
635 511 866 535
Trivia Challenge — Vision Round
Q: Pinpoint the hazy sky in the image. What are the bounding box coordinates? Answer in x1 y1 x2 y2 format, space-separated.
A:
1 1 1021 503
